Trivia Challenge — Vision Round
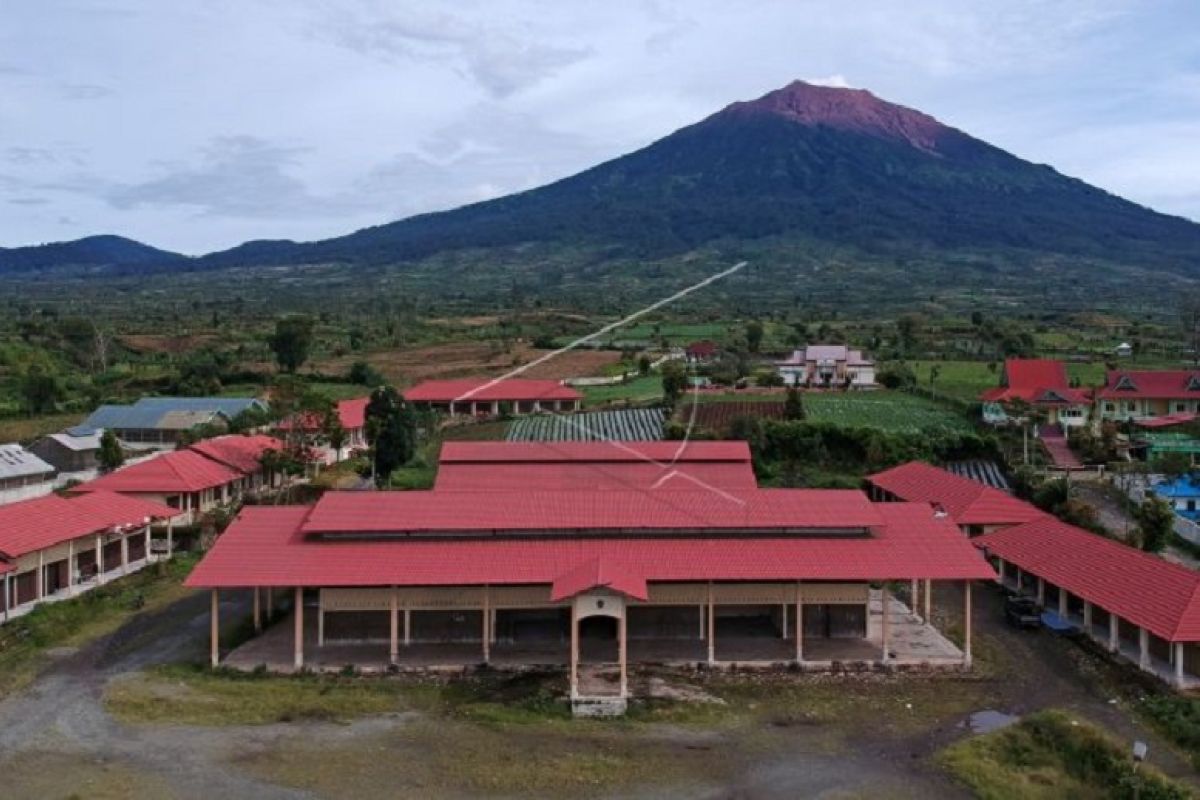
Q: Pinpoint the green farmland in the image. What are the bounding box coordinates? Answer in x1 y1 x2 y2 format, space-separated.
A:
804 391 973 435
905 360 1108 402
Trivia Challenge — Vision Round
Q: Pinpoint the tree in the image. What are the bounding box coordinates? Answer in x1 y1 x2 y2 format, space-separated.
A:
97 429 124 473
637 355 651 376
322 406 347 461
784 386 805 420
661 361 687 408
1134 495 1175 553
365 385 418 487
19 364 58 414
728 415 765 452
745 320 764 353
896 313 924 356
269 316 314 373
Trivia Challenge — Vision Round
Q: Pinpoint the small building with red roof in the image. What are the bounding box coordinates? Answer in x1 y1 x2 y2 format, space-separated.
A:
976 516 1200 688
867 461 1044 536
980 359 1091 428
404 379 582 416
186 443 994 713
277 397 370 463
685 340 719 363
0 490 182 623
1096 370 1200 422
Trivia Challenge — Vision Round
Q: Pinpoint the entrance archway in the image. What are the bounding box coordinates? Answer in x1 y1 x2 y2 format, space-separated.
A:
579 615 618 664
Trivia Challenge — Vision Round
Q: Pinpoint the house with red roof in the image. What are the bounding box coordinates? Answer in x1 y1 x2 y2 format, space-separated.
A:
684 340 719 363
186 442 993 714
980 358 1091 428
1096 370 1200 423
867 462 1044 536
976 516 1200 688
404 379 582 416
0 491 181 623
277 397 370 463
74 434 283 524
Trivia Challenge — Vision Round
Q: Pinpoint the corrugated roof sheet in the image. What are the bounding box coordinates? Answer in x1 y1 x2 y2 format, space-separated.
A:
980 359 1090 405
868 461 1043 527
0 443 54 480
975 516 1200 642
439 441 751 463
188 434 281 475
74 449 241 494
81 397 266 431
186 502 995 589
278 396 369 433
403 379 581 403
0 490 180 559
1097 370 1200 400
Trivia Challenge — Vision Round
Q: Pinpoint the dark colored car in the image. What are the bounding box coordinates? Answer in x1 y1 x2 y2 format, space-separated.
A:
1004 596 1042 629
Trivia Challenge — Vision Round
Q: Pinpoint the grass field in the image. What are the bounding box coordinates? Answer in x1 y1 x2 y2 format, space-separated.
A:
581 375 663 406
0 412 85 444
803 391 973 435
905 360 1108 402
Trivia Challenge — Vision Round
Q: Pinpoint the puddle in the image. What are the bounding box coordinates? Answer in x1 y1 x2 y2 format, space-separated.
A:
965 709 1018 734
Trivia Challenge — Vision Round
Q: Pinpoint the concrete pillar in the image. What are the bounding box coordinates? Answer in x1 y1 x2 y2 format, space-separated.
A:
997 557 1005 583
1015 567 1023 593
36 552 43 600
95 534 103 583
910 579 919 618
569 603 579 698
1083 601 1093 633
404 608 411 646
1109 614 1119 653
210 590 219 668
266 587 274 622
490 401 499 416
482 586 490 664
144 525 151 563
707 582 715 665
389 587 399 665
317 590 325 647
1175 643 1186 688
167 520 174 558
469 402 477 416
698 605 704 640
880 584 890 663
1139 627 1150 671
3 572 10 622
618 610 628 699
781 603 788 639
924 579 931 622
67 540 75 591
1037 577 1045 606
795 581 804 663
963 581 973 668
253 587 261 633
294 587 304 670
120 534 129 575
1058 588 1068 619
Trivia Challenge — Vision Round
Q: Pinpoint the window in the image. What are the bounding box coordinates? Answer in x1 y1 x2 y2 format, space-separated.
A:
1104 402 1115 412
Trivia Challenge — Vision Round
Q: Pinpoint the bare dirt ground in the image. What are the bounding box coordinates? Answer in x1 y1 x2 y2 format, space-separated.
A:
118 333 221 355
316 341 622 386
0 583 1195 799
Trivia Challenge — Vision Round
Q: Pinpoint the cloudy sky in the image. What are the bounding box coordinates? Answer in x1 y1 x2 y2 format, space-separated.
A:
2 0 1199 254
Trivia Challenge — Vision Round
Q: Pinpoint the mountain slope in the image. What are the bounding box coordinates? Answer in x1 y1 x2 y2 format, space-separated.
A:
201 80 1200 272
0 234 187 272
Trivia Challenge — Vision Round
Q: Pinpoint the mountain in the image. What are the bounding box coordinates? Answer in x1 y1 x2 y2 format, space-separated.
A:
0 234 187 272
197 80 1200 273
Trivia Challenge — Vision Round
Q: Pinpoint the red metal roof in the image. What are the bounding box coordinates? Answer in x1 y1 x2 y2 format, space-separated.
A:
278 397 370 433
975 516 1200 642
551 558 650 601
868 462 1044 527
188 434 281 475
403 379 582 403
435 441 757 492
0 490 180 559
75 449 241 494
979 359 1090 405
301 488 883 536
1097 370 1200 400
686 340 718 357
185 502 995 589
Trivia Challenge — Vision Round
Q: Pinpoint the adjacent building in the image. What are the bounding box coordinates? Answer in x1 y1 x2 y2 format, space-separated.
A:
80 397 268 449
980 359 1091 428
0 443 55 506
404 379 582 416
277 396 370 464
776 345 875 388
867 461 1043 536
28 426 106 476
684 340 719 364
0 490 181 623
1095 370 1200 423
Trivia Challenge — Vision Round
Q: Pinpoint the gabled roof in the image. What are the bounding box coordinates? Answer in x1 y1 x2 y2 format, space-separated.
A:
980 359 1089 405
1097 370 1200 400
278 396 370 433
41 428 105 452
185 501 995 589
551 558 649 601
686 340 718 356
74 449 241 494
975 516 1200 642
777 345 873 367
868 462 1044 527
0 444 54 480
403 379 582 404
435 441 758 492
188 434 281 475
0 490 179 559
81 397 266 431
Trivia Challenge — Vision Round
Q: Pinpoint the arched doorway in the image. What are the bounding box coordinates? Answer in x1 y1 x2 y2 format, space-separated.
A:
578 614 619 664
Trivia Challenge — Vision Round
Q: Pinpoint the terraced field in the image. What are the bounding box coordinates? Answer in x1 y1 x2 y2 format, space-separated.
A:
685 400 788 436
803 391 972 435
506 408 666 441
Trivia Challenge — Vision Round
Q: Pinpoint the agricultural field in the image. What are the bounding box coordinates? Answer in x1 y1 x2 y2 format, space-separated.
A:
507 408 666 441
682 400 787 436
904 360 1108 402
803 391 973 435
580 375 663 406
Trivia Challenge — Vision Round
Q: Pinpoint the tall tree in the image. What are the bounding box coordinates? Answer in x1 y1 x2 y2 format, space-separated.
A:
1134 496 1175 553
365 386 417 486
785 385 805 420
97 429 124 473
661 360 688 408
269 316 314 373
745 320 764 353
19 364 58 414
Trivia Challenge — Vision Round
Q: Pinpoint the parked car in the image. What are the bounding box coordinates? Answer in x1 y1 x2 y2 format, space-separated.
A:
1004 596 1042 629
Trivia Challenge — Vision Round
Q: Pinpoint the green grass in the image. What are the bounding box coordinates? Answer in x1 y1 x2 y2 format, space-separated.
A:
581 375 663 406
803 390 972 435
905 360 1108 402
0 555 199 699
937 709 1192 800
0 412 85 444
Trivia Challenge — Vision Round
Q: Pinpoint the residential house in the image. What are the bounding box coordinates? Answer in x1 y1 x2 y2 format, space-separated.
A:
29 426 106 476
867 461 1043 536
776 345 876 388
1151 476 1200 521
404 379 582 416
80 397 268 449
1115 342 1133 358
979 359 1091 428
277 396 369 464
0 443 55 506
1095 370 1200 423
684 340 719 364
0 491 181 624
187 434 284 495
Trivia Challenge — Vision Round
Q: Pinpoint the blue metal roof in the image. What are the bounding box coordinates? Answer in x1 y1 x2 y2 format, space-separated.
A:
80 397 267 431
1152 476 1200 499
